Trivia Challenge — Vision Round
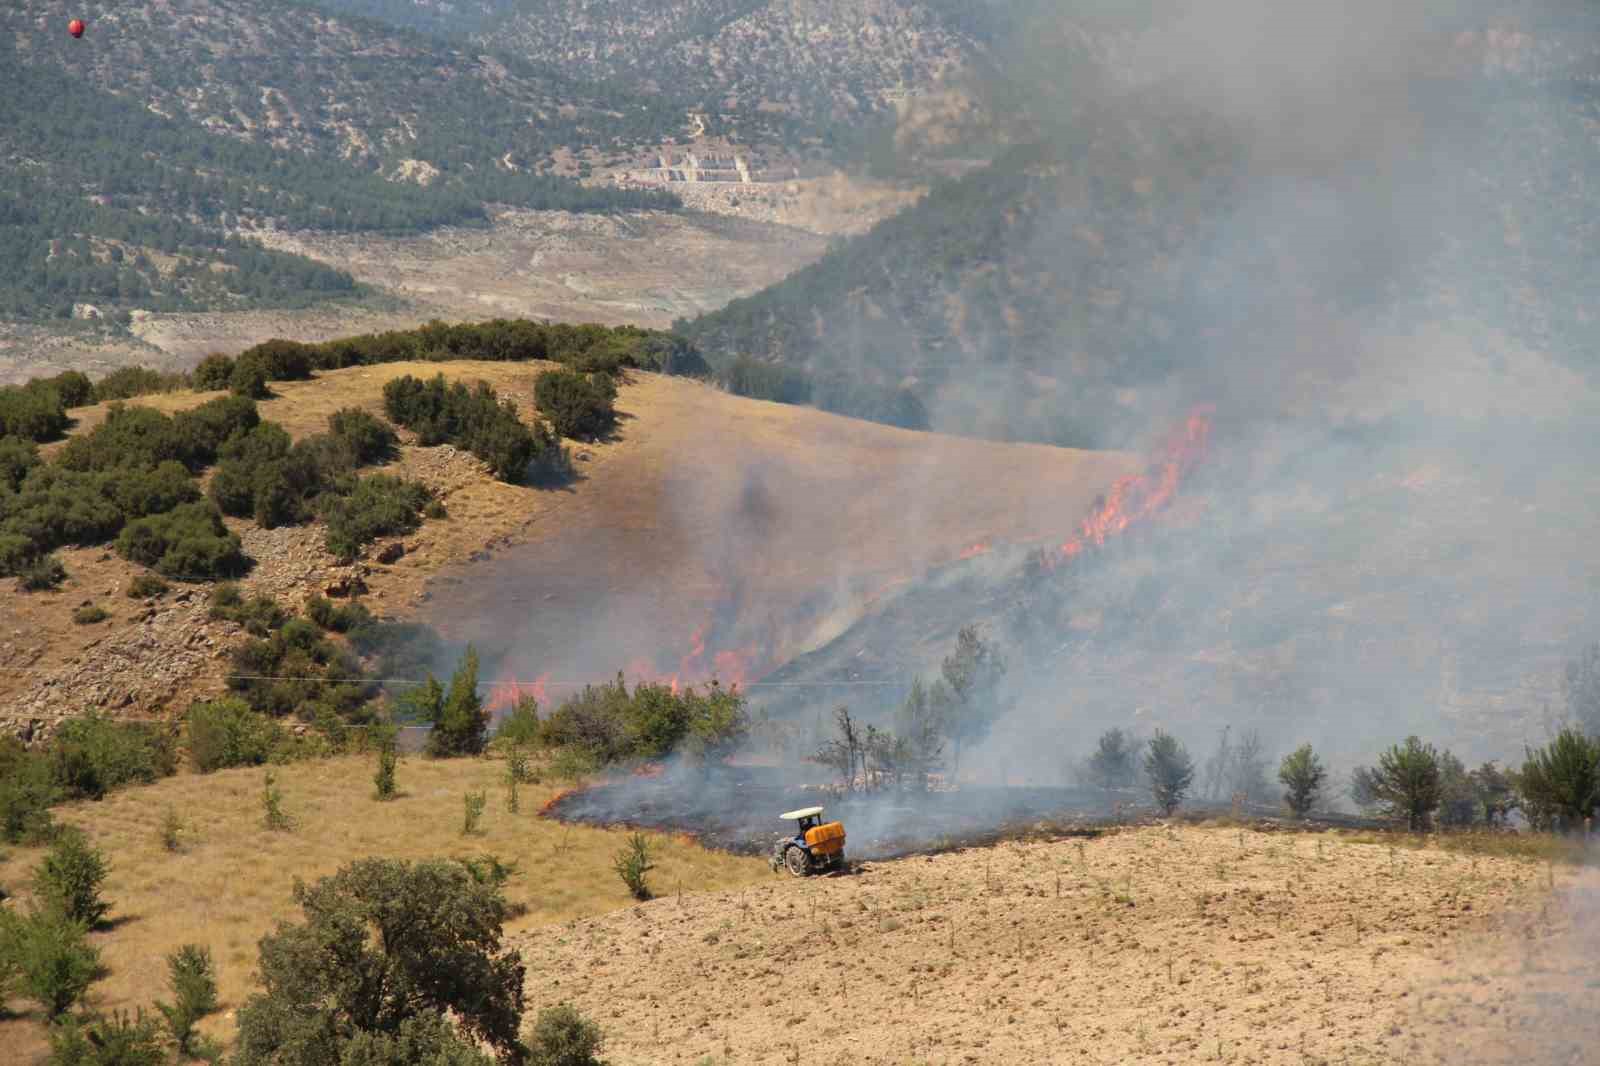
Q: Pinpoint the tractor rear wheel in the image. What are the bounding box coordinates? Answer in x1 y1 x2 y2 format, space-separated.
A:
784 846 810 877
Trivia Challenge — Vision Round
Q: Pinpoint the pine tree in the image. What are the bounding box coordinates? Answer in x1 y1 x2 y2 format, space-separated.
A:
428 647 489 757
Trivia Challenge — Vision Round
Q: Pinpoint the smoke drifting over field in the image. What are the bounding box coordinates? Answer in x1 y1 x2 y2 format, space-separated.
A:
898 1 1600 775
438 3 1600 781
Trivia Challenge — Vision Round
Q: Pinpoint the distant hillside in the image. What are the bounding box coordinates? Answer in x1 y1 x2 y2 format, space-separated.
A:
1 0 680 320
677 8 1600 446
310 0 1002 149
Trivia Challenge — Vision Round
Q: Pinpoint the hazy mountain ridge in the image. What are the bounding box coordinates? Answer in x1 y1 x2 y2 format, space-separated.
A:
310 0 998 148
679 17 1600 447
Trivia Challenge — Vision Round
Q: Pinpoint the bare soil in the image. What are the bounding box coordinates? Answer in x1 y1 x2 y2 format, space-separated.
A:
3 207 828 385
514 823 1594 1066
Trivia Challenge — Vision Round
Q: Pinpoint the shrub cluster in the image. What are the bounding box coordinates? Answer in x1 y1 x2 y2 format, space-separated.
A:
535 674 751 766
321 475 432 563
210 409 421 554
232 318 707 378
116 500 248 579
533 368 618 440
383 374 564 482
0 714 178 842
186 698 285 773
227 613 375 723
1 397 260 584
89 365 189 402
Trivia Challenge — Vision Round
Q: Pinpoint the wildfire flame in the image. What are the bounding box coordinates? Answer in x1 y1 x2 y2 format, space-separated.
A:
485 671 548 713
479 408 1213 715
958 540 993 560
1050 405 1213 567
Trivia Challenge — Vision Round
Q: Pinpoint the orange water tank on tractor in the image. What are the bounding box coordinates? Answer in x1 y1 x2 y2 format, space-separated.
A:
771 806 846 876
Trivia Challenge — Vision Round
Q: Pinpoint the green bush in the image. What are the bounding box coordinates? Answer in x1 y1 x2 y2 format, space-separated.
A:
462 790 487 835
18 553 67 590
50 1008 168 1066
229 352 272 398
250 339 316 382
126 573 168 598
533 369 617 440
33 827 111 926
115 501 248 579
48 715 177 801
611 833 653 902
57 403 194 473
373 724 399 800
0 905 101 1018
172 394 261 460
494 697 542 747
2 466 125 552
209 587 287 636
91 366 187 402
1515 728 1600 832
305 593 373 633
418 648 490 758
0 736 58 843
72 604 109 625
335 1014 496 1066
232 858 525 1065
329 407 399 464
382 374 559 482
1144 731 1195 815
321 475 431 563
156 943 218 1055
0 382 70 442
0 532 36 576
0 434 40 491
38 371 94 409
226 617 375 723
1357 736 1443 831
536 676 750 768
526 1004 607 1066
187 698 284 772
192 352 236 391
1278 744 1327 817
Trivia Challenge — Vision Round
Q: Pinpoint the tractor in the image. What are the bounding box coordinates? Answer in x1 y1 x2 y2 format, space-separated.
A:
771 805 846 876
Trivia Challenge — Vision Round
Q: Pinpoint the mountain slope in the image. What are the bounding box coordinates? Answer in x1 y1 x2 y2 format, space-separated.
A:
310 0 999 148
677 9 1600 446
1 0 678 320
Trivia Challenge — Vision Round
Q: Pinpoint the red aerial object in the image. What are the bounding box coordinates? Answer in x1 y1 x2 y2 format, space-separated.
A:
68 18 86 38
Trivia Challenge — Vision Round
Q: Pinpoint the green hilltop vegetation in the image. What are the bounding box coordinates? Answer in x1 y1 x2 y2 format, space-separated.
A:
0 318 704 587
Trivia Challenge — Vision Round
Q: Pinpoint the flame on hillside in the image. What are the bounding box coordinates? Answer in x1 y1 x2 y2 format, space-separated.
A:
486 671 549 713
480 407 1213 713
1050 405 1214 567
958 540 993 560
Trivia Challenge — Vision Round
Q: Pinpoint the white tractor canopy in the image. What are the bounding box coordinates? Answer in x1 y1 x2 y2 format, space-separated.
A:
780 806 825 822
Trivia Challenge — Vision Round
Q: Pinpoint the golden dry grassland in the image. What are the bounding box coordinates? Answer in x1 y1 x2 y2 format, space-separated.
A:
0 753 769 1063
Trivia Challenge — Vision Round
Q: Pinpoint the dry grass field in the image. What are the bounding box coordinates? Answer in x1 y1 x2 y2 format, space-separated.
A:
0 754 770 1063
515 823 1596 1066
7 363 1136 720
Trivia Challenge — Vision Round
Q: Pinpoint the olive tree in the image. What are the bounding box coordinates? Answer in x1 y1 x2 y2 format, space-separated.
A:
233 858 525 1065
